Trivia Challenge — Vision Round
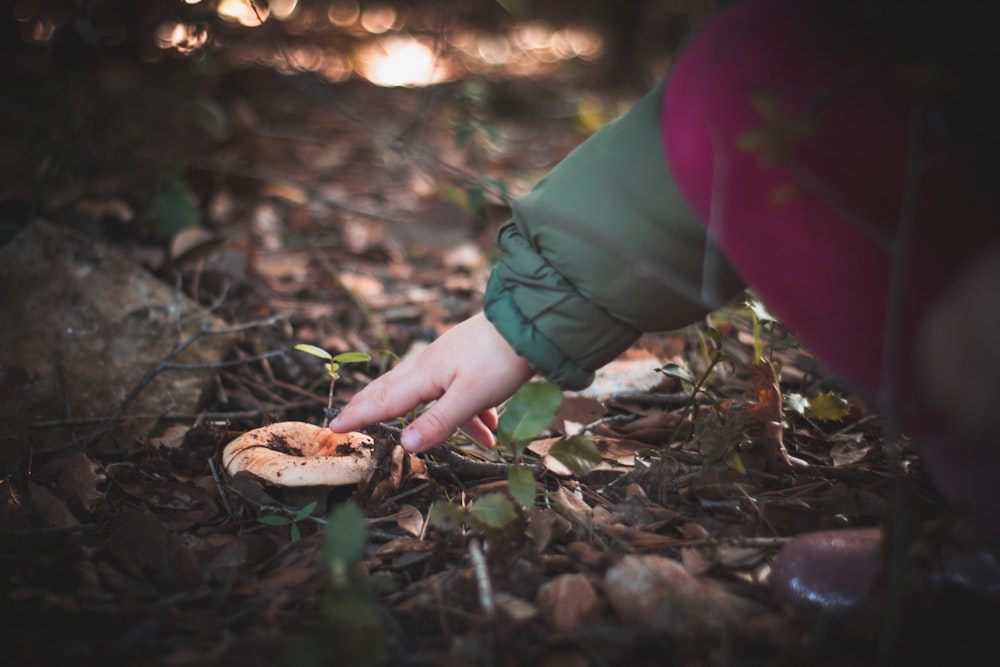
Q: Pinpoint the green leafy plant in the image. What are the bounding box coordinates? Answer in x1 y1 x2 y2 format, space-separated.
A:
294 344 371 426
784 390 852 421
258 500 318 542
447 77 510 228
658 326 733 442
285 502 387 667
745 290 778 364
430 382 602 533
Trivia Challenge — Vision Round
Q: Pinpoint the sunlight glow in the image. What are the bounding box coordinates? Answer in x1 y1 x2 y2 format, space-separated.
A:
162 4 604 88
355 36 451 87
270 0 299 20
155 21 209 54
217 0 267 27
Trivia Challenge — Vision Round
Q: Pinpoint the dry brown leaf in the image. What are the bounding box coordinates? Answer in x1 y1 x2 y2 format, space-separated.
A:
535 573 603 631
29 482 80 527
394 504 426 537
603 554 755 634
598 411 692 445
553 396 608 435
598 523 680 550
495 593 540 624
716 544 766 569
527 506 572 552
742 362 790 464
680 546 714 575
57 452 106 515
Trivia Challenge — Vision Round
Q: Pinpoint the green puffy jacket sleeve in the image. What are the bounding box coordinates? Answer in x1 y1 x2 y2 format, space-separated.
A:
483 82 745 390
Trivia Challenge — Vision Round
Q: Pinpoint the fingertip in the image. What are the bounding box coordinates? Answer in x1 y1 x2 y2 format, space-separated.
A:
400 428 425 452
481 408 499 432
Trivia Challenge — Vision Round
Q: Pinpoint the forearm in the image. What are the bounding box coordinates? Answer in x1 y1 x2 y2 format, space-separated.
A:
484 81 745 389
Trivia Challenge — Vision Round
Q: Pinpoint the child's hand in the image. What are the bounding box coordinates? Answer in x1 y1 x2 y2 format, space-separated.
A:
328 312 535 452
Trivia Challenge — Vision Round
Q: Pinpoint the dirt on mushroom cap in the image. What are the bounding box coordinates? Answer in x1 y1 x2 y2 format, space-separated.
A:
221 422 375 487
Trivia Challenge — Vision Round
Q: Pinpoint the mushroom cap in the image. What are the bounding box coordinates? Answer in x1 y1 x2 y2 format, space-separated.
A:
221 421 375 487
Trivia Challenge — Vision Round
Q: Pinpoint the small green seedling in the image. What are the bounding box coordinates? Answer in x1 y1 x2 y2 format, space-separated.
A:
294 344 371 427
259 500 318 542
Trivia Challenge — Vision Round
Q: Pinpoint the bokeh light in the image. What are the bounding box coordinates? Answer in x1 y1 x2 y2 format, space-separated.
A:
354 35 451 87
359 4 397 34
327 0 360 28
154 2 605 88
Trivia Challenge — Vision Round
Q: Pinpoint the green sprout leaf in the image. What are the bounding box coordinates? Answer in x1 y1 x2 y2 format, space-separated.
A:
804 392 851 421
323 502 369 566
507 464 537 508
333 352 372 364
784 392 810 417
548 436 603 476
725 450 747 475
428 499 465 531
657 363 694 384
469 493 518 529
496 382 562 457
151 180 200 237
295 343 333 360
294 500 318 523
258 515 292 526
746 292 778 324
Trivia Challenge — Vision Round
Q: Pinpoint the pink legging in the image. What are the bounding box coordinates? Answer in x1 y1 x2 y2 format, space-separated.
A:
662 0 1000 540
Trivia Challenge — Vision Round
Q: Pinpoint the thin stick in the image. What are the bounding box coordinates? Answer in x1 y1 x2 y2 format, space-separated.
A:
110 314 290 422
876 102 925 663
469 538 496 623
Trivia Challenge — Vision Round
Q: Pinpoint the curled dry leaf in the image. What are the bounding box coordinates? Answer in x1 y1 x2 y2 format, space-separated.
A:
222 422 375 487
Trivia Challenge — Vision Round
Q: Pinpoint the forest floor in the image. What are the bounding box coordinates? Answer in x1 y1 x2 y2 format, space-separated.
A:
2 5 998 666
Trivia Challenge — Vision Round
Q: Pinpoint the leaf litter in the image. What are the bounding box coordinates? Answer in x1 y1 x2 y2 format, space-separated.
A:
2 13 998 667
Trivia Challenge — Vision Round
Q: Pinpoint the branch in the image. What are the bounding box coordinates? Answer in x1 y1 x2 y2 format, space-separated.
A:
110 314 291 422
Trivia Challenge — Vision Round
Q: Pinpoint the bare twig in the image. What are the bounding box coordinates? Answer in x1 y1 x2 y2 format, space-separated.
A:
875 102 925 663
110 314 291 422
208 457 235 518
468 538 496 624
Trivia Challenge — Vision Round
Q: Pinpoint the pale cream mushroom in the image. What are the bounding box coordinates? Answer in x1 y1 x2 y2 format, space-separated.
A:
222 422 375 487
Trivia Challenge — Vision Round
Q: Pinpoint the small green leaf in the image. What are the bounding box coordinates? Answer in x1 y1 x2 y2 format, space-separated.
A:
323 502 368 565
151 180 200 236
496 382 562 457
290 523 302 542
295 343 333 360
428 499 465 530
657 363 693 384
746 292 778 324
259 515 292 526
184 95 228 139
469 493 518 529
804 392 851 421
294 500 318 522
548 436 602 476
784 392 809 417
725 450 747 475
332 352 372 364
507 465 536 507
